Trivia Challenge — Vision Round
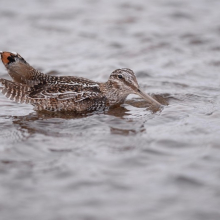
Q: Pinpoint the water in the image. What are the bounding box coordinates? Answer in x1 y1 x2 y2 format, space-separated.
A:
0 0 220 219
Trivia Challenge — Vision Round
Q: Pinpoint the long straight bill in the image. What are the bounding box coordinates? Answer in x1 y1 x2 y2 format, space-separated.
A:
137 89 162 107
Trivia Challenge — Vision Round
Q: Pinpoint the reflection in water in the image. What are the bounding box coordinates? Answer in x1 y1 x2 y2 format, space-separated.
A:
11 111 86 139
126 93 170 113
10 94 168 142
10 103 136 139
110 124 145 136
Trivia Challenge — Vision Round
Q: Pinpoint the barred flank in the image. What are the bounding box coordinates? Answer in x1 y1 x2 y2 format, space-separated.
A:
0 78 31 104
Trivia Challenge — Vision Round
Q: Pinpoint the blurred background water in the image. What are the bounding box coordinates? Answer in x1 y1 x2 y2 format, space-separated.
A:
0 0 220 219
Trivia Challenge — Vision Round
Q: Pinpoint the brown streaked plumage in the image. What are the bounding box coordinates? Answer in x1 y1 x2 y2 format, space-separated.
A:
0 51 161 112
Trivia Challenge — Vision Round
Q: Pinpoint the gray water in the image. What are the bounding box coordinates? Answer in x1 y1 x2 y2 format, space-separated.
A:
0 0 220 219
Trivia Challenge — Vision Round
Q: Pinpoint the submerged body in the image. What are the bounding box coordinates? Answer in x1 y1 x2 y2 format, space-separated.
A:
0 52 161 112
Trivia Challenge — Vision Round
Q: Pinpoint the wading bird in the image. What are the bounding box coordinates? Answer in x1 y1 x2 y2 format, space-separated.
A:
0 51 161 112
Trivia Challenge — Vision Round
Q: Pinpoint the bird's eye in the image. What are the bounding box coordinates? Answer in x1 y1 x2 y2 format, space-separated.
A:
118 75 123 79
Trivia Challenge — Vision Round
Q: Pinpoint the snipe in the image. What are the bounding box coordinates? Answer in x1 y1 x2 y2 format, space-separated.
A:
0 51 161 112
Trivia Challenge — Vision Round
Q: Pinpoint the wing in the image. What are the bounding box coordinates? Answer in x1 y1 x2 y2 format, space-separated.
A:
0 78 31 103
28 82 107 112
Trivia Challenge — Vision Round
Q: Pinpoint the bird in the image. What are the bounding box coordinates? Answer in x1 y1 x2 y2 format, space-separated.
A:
0 51 161 112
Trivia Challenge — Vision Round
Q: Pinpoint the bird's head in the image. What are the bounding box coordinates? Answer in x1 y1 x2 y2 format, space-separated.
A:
0 51 27 68
109 68 161 107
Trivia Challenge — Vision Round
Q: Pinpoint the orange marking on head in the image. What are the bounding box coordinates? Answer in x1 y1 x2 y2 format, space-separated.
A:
1 52 14 65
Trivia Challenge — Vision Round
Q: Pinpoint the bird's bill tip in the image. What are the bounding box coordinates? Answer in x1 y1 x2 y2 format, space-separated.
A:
136 89 162 107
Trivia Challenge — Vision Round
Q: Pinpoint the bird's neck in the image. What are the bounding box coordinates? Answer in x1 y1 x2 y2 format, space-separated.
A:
100 80 129 106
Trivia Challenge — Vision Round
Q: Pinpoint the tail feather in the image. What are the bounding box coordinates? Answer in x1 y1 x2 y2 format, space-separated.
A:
0 78 31 103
